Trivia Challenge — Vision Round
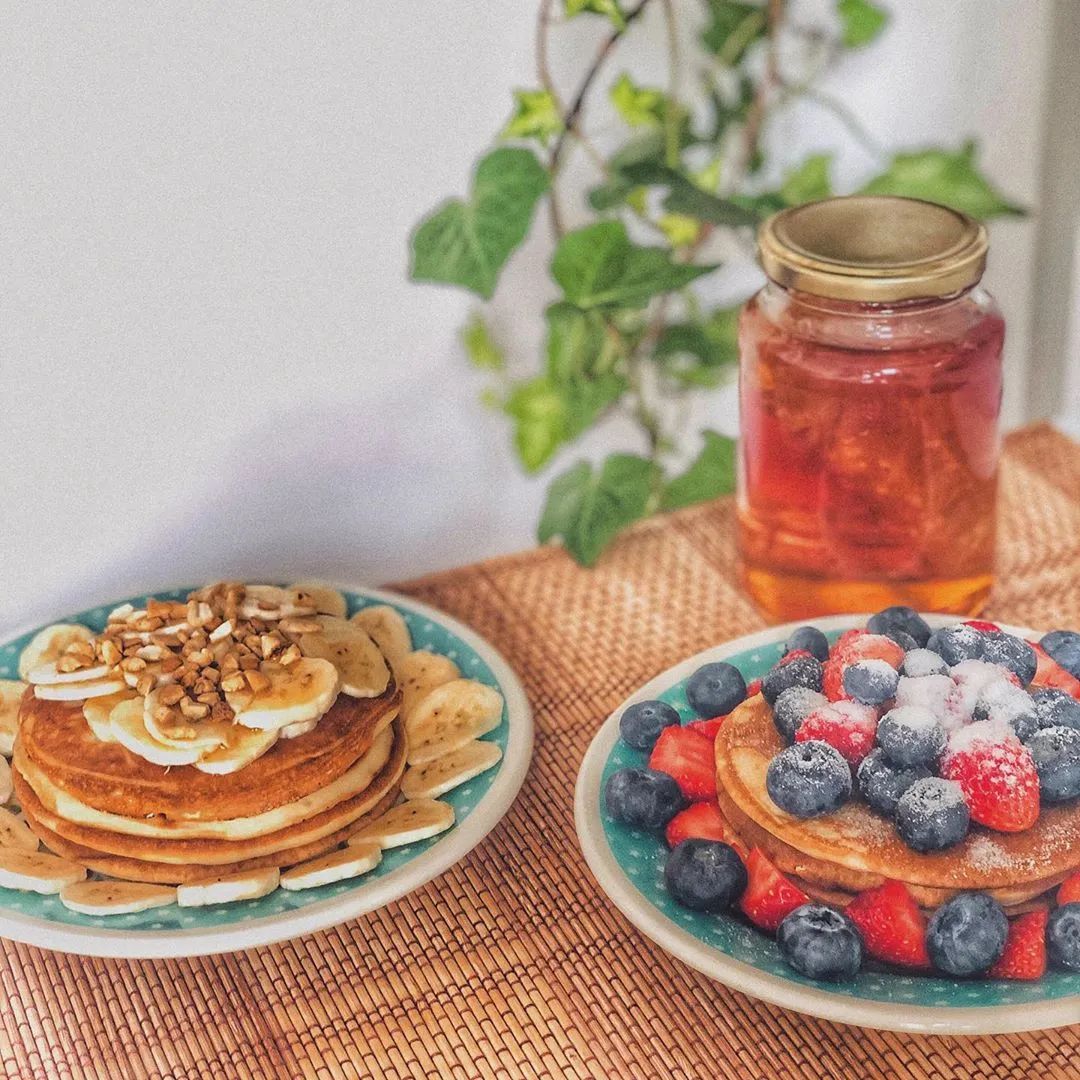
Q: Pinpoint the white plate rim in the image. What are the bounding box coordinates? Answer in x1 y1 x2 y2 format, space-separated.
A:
575 613 1080 1035
0 584 534 960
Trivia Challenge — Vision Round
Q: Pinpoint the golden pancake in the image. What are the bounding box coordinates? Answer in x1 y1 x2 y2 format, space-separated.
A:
17 677 401 821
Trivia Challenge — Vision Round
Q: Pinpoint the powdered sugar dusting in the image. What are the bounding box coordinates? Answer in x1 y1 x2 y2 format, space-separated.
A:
895 673 952 718
966 835 1013 872
901 648 946 678
945 718 1017 755
881 704 938 733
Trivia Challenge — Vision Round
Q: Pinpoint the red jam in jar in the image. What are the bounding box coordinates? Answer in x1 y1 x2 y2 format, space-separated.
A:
737 196 1004 621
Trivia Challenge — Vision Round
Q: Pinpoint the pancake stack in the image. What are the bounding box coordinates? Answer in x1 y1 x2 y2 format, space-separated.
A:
714 696 1080 913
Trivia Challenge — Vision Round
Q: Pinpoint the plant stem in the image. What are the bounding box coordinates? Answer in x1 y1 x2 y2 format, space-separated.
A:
661 0 680 168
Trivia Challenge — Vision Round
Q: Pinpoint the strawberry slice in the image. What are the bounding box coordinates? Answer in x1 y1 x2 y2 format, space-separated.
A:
648 725 716 801
1030 642 1080 699
665 801 740 850
795 701 877 767
745 677 763 699
964 620 1002 633
988 910 1048 981
940 727 1040 833
846 880 930 969
738 847 809 932
832 630 905 670
1058 873 1080 906
822 657 850 702
688 716 726 741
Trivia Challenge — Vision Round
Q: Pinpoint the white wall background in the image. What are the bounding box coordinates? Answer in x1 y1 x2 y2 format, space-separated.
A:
0 1 1068 636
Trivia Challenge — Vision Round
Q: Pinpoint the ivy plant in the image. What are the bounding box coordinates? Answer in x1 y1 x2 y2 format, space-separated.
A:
410 0 1022 566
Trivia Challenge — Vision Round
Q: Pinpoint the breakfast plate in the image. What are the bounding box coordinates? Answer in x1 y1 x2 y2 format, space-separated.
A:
0 585 532 958
575 614 1080 1034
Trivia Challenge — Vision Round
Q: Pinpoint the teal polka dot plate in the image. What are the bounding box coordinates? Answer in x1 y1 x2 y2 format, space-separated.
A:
0 586 532 958
574 614 1080 1033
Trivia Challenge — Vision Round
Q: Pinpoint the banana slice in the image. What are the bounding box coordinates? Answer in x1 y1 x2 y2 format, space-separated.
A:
299 617 389 699
143 689 230 752
83 690 135 743
34 676 128 702
238 585 316 621
0 849 86 894
0 679 27 757
350 606 411 675
291 581 347 619
0 757 11 805
109 698 203 767
398 650 460 722
60 880 177 916
26 661 110 686
279 841 382 891
18 624 94 681
0 807 39 852
406 679 503 765
228 657 340 731
279 718 317 739
176 867 280 907
401 740 503 800
192 726 279 774
348 798 455 849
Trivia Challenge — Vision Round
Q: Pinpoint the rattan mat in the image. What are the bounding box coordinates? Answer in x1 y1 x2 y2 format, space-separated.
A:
1 423 1078 1079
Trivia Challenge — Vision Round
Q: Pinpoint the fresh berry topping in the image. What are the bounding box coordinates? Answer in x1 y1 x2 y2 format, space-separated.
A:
665 801 733 848
1024 725 1080 804
857 749 932 817
833 630 905 669
867 606 932 648
988 910 1049 981
771 687 828 743
619 699 681 751
686 662 747 718
664 839 748 912
894 673 953 719
895 777 970 852
1040 630 1080 681
784 626 830 662
972 681 1038 735
746 677 762 698
777 904 863 981
842 659 899 706
846 881 931 969
648 726 717 802
822 658 848 702
981 632 1037 686
900 648 948 678
604 768 685 830
738 847 809 932
688 716 725 740
766 741 852 818
761 655 824 707
964 620 1001 633
1045 904 1080 972
1030 643 1080 697
1030 689 1080 733
876 706 945 767
926 893 1008 976
795 702 877 767
940 724 1040 833
926 625 986 666
946 660 1020 726
1058 873 1080 906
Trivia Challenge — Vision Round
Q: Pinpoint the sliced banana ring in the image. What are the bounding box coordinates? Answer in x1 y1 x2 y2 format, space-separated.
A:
279 718 317 740
291 581 347 619
0 849 86 894
83 690 134 743
227 657 340 731
401 740 503 800
18 623 94 681
350 606 412 674
299 617 389 699
0 679 27 758
109 698 203 767
177 867 280 907
406 679 503 765
192 726 279 775
0 758 11 806
348 798 455 849
0 807 38 852
35 677 128 702
238 584 316 621
143 689 230 752
398 650 460 723
280 841 382 891
60 880 177 916
26 662 111 686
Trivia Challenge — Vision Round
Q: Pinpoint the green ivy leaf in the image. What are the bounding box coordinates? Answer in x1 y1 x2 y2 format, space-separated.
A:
501 89 564 146
564 0 626 28
538 454 658 565
780 153 833 205
610 73 667 127
410 147 550 299
661 431 737 511
551 221 716 310
619 162 759 227
545 302 615 382
860 141 1025 219
460 312 505 372
654 307 740 387
505 377 566 473
702 1 766 65
837 0 888 48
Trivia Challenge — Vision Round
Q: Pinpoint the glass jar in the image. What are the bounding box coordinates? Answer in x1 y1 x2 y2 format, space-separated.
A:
737 196 1004 622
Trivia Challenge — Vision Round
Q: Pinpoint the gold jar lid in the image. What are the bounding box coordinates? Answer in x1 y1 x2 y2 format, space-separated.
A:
758 195 988 302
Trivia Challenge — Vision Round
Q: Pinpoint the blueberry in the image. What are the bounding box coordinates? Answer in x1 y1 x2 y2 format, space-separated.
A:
772 687 828 743
1024 725 1080 803
867 606 932 648
884 629 919 652
895 777 969 852
1041 630 1080 680
876 706 946 767
1030 689 1080 733
604 768 685 829
686 662 746 718
784 626 830 663
926 893 1008 976
664 839 748 912
842 659 899 706
766 741 851 818
1047 904 1080 972
777 904 864 980
761 655 824 707
925 625 985 666
901 648 948 678
619 699 681 751
981 632 1037 686
856 749 932 817
971 681 1038 734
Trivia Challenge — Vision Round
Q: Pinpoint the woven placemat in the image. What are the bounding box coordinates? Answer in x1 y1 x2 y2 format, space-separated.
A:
1 423 1078 1079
